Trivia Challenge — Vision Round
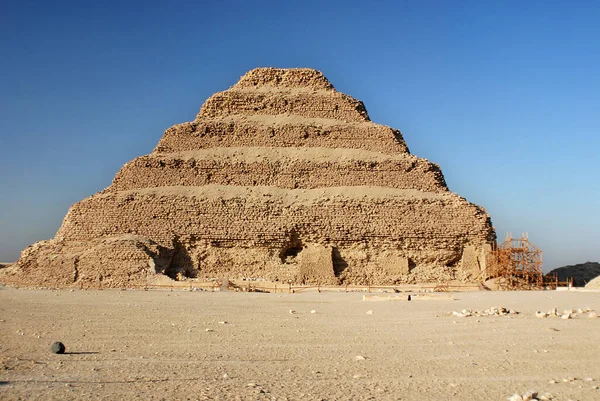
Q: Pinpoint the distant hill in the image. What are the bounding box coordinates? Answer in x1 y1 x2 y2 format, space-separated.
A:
547 262 600 287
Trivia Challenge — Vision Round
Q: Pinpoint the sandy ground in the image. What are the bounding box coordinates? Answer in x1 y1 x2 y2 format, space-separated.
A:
1 287 599 401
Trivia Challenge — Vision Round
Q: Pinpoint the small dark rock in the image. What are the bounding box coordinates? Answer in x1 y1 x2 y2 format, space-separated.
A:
51 342 66 354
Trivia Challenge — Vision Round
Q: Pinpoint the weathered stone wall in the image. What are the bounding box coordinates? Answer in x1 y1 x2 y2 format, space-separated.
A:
1 236 172 288
297 244 336 285
233 68 334 90
43 185 494 285
198 68 368 122
199 89 370 122
154 117 409 154
2 67 496 288
58 186 491 252
108 149 447 193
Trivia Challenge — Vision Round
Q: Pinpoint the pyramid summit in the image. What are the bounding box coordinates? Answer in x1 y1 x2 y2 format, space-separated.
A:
2 67 496 288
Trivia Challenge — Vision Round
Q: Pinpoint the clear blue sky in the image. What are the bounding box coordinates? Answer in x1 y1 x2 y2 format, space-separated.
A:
1 0 598 271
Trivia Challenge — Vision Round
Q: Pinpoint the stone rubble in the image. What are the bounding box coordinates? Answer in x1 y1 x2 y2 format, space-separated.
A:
534 307 596 319
452 306 518 318
508 391 554 401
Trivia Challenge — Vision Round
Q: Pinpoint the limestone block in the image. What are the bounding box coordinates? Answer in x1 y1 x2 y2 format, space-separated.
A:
478 243 493 277
297 244 337 285
460 245 482 278
378 254 410 276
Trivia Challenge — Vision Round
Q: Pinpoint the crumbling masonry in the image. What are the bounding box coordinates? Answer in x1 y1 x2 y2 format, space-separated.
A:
2 68 496 288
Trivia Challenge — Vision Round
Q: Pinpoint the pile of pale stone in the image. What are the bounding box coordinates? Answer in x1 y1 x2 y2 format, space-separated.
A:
535 307 597 319
452 306 518 318
508 390 553 401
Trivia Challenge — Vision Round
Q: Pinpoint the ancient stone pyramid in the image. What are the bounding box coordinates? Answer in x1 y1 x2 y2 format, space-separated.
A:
3 68 496 288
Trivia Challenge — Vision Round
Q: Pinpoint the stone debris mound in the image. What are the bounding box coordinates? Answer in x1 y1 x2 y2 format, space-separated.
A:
1 68 496 288
452 306 518 318
507 390 553 401
535 307 596 319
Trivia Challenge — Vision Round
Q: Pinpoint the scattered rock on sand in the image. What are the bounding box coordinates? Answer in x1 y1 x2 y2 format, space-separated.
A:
51 342 65 354
535 311 549 318
534 307 596 319
452 307 518 318
508 390 553 401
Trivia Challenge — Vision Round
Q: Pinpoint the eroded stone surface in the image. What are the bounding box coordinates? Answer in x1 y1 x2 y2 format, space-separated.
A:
1 67 496 288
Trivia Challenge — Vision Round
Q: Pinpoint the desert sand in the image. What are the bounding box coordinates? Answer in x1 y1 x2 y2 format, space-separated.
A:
1 286 599 400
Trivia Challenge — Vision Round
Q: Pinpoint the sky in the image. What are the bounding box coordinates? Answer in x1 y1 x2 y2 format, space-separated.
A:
1 0 598 271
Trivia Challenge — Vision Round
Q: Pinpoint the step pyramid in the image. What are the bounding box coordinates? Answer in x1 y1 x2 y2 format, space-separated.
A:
2 68 496 288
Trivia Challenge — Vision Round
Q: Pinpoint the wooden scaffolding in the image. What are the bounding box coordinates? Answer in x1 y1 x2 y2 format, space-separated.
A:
488 233 544 290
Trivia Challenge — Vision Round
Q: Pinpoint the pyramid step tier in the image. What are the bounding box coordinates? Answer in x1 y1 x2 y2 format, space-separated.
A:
155 115 409 154
108 147 447 192
58 185 493 267
198 88 369 122
232 67 335 90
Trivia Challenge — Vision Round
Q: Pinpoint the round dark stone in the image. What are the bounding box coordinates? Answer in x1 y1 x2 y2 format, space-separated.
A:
51 342 66 354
